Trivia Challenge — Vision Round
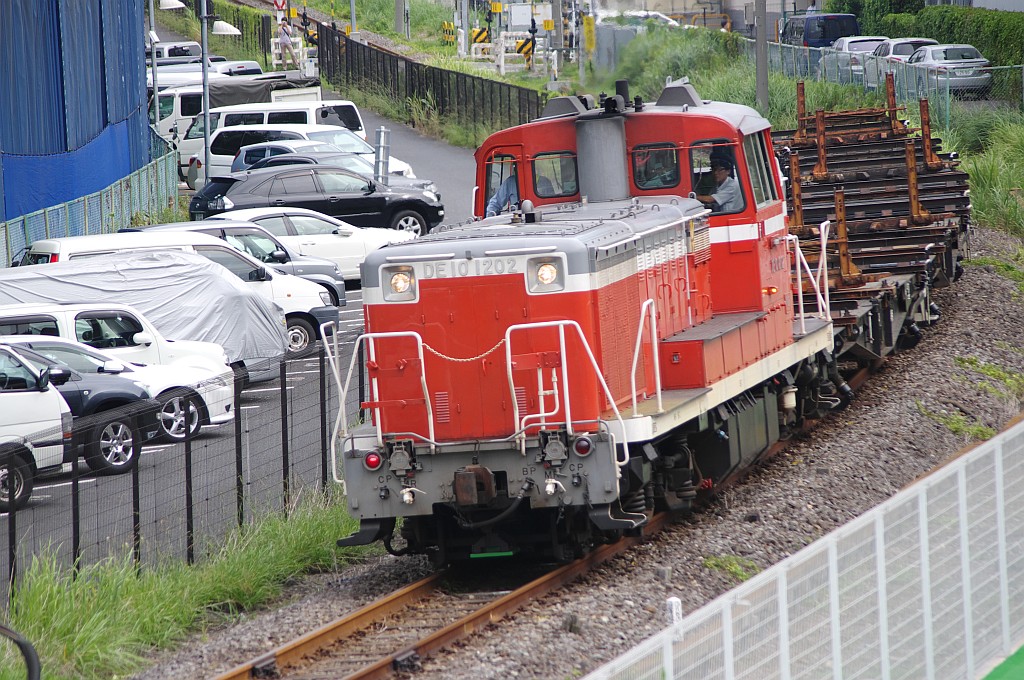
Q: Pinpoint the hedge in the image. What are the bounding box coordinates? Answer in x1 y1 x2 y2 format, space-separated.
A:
911 6 1024 67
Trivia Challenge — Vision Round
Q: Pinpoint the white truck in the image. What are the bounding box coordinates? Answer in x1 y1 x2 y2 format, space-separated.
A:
0 343 74 511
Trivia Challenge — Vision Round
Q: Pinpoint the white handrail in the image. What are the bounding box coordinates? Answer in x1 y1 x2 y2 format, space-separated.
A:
787 232 831 336
630 299 664 416
319 321 346 490
504 320 628 472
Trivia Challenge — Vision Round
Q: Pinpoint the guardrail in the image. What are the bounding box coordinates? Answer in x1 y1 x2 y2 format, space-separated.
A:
0 130 178 268
585 418 1024 679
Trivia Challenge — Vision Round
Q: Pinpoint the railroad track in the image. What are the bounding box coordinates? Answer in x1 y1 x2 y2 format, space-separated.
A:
214 513 674 679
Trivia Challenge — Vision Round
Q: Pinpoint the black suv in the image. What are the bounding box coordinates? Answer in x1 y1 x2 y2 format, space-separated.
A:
190 166 445 235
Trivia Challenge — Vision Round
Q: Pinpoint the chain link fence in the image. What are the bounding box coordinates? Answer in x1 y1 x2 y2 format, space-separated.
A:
740 39 1024 136
1 336 365 602
0 130 178 270
585 419 1024 680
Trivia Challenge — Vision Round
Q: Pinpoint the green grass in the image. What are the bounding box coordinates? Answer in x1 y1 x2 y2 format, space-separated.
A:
702 554 760 582
0 490 378 679
916 401 997 442
968 252 1024 295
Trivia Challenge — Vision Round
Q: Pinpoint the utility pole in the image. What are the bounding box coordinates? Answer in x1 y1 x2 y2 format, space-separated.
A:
394 0 402 33
755 0 768 112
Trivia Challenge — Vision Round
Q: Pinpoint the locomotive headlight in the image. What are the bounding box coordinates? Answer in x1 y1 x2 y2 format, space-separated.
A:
527 257 564 293
391 272 412 293
537 263 558 285
383 266 416 302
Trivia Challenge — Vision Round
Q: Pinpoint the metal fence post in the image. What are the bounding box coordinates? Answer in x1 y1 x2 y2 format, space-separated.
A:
132 457 141 572
234 370 245 528
71 453 80 572
6 458 15 597
319 344 328 491
280 358 290 515
185 426 194 566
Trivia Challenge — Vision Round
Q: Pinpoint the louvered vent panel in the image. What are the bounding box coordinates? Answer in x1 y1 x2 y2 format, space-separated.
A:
515 386 528 417
692 222 711 264
434 392 450 423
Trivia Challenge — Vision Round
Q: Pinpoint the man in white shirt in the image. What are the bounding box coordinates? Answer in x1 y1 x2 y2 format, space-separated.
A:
697 157 743 213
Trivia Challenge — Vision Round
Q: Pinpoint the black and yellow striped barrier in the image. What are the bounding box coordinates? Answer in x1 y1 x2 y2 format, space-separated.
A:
471 27 489 43
515 37 534 67
441 21 456 45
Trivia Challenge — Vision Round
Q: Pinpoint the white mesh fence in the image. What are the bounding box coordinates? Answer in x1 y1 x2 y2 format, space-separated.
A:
586 421 1024 680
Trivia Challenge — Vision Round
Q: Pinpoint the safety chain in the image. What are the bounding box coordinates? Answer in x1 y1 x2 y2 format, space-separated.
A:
422 338 507 363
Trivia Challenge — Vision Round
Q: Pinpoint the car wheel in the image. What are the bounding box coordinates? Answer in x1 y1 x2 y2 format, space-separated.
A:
286 317 316 353
389 210 426 237
0 450 32 512
85 415 140 475
157 391 202 442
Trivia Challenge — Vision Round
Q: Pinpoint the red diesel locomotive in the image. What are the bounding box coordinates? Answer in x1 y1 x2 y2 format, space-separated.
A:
327 79 854 564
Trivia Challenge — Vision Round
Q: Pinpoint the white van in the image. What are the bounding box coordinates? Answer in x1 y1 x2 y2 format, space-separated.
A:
0 343 73 510
20 231 340 353
154 80 323 177
191 123 414 189
178 100 368 181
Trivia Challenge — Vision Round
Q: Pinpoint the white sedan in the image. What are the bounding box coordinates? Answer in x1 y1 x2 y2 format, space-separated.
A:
0 336 234 442
205 207 416 281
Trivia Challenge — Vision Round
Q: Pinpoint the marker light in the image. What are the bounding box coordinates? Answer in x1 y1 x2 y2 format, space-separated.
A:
573 436 593 457
537 263 559 285
364 452 384 471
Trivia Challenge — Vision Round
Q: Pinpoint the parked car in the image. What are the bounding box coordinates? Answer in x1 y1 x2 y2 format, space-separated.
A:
8 344 161 475
818 35 888 83
132 219 350 300
0 259 284 385
205 207 416 281
246 151 439 197
0 343 73 510
190 166 445 236
780 13 859 48
1 336 234 443
864 37 939 89
229 140 342 173
15 231 339 353
188 123 413 190
907 43 992 98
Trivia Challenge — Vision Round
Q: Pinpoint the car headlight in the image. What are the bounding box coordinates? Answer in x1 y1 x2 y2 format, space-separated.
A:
332 264 341 274
319 291 333 305
422 190 438 202
383 266 416 302
528 258 565 293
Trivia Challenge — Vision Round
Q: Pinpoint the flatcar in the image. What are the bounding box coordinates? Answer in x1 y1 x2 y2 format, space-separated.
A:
326 79 898 564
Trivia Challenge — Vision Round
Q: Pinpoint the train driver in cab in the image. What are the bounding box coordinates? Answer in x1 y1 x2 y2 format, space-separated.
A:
696 155 743 213
486 159 520 217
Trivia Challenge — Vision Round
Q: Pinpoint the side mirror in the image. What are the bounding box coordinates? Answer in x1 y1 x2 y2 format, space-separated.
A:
133 332 154 346
100 360 126 374
364 182 375 194
271 249 288 263
40 365 71 389
248 266 268 282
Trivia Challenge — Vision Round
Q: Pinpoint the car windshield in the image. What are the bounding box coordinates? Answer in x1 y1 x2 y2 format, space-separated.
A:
18 343 112 374
185 113 220 140
894 41 932 56
935 46 981 61
849 40 884 52
305 129 373 154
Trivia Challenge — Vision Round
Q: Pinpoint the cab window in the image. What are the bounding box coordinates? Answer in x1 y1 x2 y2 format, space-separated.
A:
532 152 578 198
633 143 680 190
742 132 779 208
317 105 363 133
0 350 37 391
180 94 203 118
485 153 517 207
691 141 746 215
267 111 307 124
74 312 145 349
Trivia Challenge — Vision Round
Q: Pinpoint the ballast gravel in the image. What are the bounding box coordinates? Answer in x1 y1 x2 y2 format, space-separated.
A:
131 224 1024 680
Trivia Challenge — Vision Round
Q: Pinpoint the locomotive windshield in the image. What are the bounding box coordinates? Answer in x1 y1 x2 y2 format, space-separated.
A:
633 143 681 190
742 131 780 208
532 151 578 198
